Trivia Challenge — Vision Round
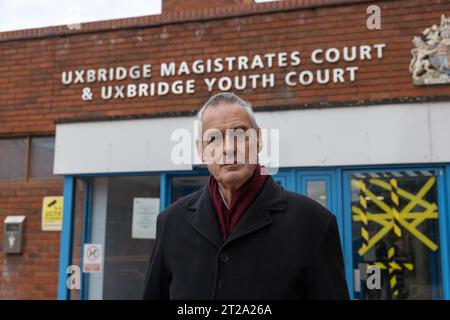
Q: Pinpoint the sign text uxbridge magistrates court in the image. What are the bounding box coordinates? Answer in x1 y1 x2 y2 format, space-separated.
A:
61 43 386 101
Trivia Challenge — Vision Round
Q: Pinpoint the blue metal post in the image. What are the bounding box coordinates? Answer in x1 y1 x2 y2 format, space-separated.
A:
57 176 76 300
439 166 450 299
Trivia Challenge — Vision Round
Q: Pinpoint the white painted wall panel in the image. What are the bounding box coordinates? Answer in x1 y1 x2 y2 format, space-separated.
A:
54 117 194 174
430 103 450 162
54 102 450 175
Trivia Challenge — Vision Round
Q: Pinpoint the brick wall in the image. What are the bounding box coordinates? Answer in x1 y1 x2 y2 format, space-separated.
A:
0 179 63 299
0 0 449 299
1 0 449 135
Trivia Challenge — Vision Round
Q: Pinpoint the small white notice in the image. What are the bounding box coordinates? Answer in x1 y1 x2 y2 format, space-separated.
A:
132 197 160 239
83 243 103 273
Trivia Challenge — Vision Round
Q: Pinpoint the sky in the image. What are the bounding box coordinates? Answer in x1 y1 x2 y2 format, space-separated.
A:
0 0 162 32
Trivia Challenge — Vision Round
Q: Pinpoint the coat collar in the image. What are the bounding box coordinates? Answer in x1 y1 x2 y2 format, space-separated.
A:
187 175 287 249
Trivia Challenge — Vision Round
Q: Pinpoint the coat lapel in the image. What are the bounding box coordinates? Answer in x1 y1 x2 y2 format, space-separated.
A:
187 176 287 249
225 176 286 245
187 186 223 249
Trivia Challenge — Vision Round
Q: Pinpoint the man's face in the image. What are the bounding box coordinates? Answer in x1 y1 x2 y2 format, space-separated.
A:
197 102 260 189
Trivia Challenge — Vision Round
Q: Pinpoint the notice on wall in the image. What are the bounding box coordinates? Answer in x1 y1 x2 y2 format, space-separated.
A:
132 198 160 239
83 243 103 273
41 196 63 231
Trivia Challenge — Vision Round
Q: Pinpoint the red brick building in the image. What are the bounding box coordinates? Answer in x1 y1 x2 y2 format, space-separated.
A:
1 0 450 300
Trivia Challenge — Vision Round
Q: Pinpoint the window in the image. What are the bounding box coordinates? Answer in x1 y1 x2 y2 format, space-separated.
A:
0 138 26 180
306 180 327 207
30 137 56 178
0 136 57 181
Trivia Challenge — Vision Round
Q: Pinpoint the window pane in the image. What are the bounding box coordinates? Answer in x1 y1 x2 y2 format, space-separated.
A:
171 175 209 203
30 137 55 178
350 170 442 300
306 180 327 207
0 138 26 180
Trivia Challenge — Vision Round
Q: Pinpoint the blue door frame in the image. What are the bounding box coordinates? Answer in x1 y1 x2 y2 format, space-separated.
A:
57 176 75 300
57 164 450 300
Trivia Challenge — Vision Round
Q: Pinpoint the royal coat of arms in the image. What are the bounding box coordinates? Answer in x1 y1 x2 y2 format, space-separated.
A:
409 14 450 85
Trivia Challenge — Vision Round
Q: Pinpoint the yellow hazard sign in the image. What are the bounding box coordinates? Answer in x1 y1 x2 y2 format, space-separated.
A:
42 196 63 231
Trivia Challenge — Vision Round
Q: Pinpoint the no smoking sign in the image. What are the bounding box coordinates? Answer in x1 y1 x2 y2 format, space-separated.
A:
83 244 103 273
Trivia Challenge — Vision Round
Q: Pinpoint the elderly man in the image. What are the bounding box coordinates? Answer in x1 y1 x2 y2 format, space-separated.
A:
142 92 349 300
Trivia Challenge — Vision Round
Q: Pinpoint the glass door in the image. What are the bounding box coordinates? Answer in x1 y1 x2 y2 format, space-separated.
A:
344 168 445 300
79 175 161 300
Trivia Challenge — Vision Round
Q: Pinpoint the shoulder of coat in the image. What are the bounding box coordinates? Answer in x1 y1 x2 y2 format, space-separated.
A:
160 186 206 218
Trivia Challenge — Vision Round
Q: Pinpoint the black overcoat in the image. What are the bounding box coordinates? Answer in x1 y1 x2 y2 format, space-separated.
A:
142 176 349 300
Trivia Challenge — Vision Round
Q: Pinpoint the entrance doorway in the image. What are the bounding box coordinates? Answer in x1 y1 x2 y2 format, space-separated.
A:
60 165 450 300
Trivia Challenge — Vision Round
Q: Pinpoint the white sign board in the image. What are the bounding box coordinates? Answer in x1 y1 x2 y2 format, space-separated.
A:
83 243 103 273
132 197 160 239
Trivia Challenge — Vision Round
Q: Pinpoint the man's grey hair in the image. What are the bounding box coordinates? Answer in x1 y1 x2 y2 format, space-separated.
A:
195 92 259 139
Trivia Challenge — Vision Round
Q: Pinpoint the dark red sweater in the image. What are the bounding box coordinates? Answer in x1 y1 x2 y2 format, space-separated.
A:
208 165 268 240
